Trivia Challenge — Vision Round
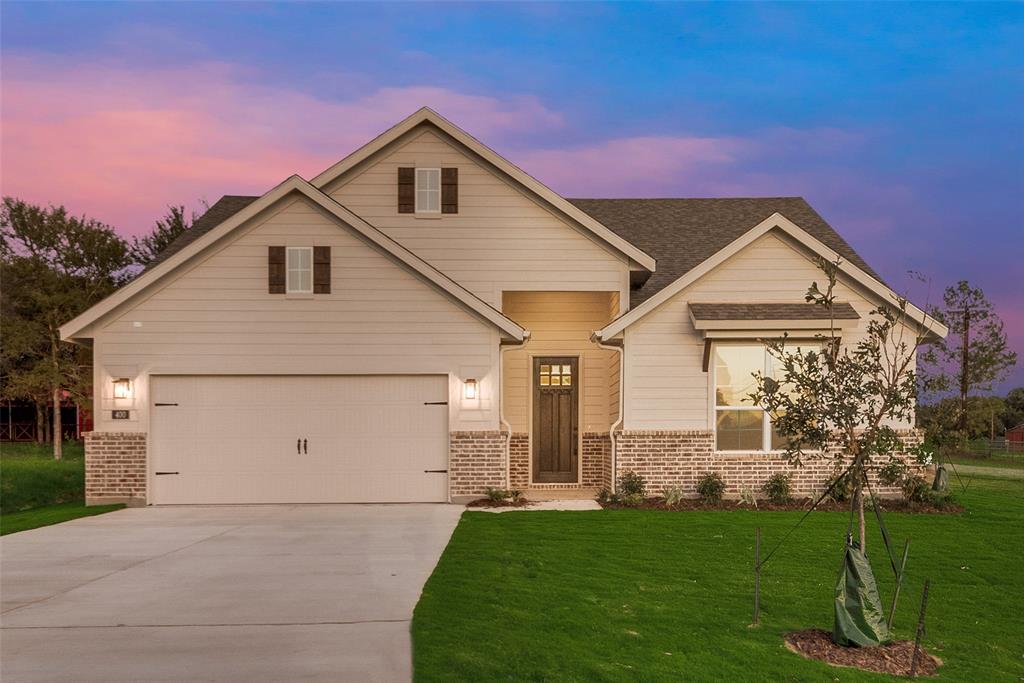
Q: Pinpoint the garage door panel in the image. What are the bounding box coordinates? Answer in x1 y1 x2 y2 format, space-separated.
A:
151 375 449 504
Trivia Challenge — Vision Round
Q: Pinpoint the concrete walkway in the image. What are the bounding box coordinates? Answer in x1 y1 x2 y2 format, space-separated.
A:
1 504 462 683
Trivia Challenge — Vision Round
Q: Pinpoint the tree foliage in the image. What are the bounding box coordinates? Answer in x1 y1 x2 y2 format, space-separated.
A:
749 258 933 550
129 204 198 267
0 198 133 456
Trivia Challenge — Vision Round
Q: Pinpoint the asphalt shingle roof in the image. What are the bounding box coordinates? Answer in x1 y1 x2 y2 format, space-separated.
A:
159 194 881 309
688 302 860 322
566 197 883 307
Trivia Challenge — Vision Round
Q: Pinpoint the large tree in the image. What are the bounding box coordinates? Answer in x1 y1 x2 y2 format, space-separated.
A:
920 281 1017 436
130 204 200 267
0 198 133 458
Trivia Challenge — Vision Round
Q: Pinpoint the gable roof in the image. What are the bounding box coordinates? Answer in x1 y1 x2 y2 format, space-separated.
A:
310 107 656 272
60 177 526 342
568 197 883 307
595 212 948 341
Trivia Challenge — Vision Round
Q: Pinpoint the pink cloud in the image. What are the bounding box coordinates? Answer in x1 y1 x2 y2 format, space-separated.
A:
0 56 563 234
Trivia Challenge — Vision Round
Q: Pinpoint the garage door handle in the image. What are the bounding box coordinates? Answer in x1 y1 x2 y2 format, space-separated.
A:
424 469 448 473
297 438 301 454
303 438 308 454
155 471 179 475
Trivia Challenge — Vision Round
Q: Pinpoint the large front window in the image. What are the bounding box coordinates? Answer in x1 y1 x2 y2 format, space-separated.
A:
713 342 816 452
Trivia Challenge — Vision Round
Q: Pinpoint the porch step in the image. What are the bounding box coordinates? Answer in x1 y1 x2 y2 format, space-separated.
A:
524 487 599 501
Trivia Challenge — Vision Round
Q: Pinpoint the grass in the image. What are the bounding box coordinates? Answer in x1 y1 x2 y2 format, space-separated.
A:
412 477 1024 682
1 441 123 535
949 453 1024 471
1 500 124 535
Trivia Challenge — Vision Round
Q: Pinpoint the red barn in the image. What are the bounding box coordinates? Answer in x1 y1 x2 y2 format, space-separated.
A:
1008 423 1024 444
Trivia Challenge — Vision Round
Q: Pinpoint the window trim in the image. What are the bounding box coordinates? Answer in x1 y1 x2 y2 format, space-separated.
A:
414 167 442 214
285 246 314 294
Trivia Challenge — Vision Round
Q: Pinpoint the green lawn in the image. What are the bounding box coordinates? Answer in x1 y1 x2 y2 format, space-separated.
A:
1 441 123 535
412 477 1024 682
949 454 1024 471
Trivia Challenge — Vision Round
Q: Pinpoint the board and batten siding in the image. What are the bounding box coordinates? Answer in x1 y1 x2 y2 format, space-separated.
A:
501 291 619 434
91 195 500 435
326 126 631 309
623 231 917 431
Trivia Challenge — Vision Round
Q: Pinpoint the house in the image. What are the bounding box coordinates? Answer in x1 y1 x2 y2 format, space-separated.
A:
60 108 946 506
1007 423 1024 445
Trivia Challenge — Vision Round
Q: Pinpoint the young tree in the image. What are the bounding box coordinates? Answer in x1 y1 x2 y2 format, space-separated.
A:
920 281 1017 436
0 198 132 458
130 204 200 267
749 258 935 552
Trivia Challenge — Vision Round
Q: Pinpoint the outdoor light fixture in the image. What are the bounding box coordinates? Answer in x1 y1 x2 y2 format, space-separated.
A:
464 378 478 400
112 378 132 400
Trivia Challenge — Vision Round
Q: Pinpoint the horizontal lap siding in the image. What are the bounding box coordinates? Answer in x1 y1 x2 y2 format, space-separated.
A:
94 196 499 434
502 291 618 434
327 128 628 308
624 232 916 431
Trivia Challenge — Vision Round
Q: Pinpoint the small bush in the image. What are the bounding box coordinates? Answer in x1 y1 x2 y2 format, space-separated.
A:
619 492 644 508
618 471 647 498
596 487 612 504
924 487 957 509
696 472 726 503
736 486 758 508
878 460 909 486
508 489 523 502
761 473 793 504
901 474 930 503
827 467 853 503
662 485 685 506
484 487 510 503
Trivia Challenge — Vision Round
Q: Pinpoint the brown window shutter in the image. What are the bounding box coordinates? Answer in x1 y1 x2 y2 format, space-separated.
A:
313 246 331 294
441 167 458 214
268 246 285 294
398 167 415 213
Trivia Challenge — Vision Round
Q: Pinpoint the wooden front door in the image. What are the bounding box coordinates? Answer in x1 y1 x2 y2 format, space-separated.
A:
532 357 579 483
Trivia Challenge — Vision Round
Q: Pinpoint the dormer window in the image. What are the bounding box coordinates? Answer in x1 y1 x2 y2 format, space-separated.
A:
415 168 441 213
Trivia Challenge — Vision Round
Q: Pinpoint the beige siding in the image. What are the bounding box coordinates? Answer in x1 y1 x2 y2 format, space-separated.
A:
624 231 916 431
327 126 630 307
608 291 622 424
501 291 618 434
92 196 500 434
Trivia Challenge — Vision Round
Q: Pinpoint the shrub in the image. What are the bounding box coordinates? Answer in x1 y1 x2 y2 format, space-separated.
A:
619 492 645 508
596 487 612 504
924 487 957 509
662 485 685 506
618 471 647 498
761 473 793 504
508 489 523 502
696 472 726 503
484 487 510 503
827 466 853 503
901 474 930 503
878 460 909 486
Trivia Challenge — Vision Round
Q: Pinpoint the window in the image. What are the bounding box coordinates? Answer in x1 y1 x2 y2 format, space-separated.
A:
538 363 572 387
415 168 441 213
713 342 818 451
286 247 313 293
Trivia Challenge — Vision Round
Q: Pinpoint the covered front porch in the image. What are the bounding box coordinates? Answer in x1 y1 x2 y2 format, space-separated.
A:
501 290 621 495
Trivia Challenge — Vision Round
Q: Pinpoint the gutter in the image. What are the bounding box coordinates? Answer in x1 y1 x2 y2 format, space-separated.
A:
593 332 624 494
500 331 531 490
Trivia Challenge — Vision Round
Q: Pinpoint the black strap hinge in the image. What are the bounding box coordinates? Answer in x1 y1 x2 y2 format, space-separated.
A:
423 401 448 405
154 403 179 407
155 471 179 475
424 469 448 473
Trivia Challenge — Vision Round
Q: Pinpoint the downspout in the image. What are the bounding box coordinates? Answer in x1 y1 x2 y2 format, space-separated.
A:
593 332 624 494
500 331 530 490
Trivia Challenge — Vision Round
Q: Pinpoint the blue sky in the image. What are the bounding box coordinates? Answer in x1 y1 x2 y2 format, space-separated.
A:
2 2 1021 390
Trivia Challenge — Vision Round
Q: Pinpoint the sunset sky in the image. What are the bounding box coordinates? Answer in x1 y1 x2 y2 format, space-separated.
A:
2 2 1021 390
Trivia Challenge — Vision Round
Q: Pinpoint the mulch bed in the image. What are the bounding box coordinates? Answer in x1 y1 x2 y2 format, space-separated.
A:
785 629 941 677
598 497 962 514
465 498 532 508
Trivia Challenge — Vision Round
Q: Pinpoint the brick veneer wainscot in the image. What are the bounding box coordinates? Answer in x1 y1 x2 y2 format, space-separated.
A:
449 431 507 497
507 432 612 490
615 429 925 498
84 431 147 506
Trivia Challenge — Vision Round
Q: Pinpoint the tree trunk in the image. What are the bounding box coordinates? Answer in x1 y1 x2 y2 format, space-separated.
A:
52 387 63 460
35 403 45 444
852 464 866 552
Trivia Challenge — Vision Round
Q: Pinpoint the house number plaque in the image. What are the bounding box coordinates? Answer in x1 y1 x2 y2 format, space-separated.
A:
112 410 130 420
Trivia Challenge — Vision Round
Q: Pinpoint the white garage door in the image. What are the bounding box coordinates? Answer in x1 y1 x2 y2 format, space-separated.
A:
150 375 449 504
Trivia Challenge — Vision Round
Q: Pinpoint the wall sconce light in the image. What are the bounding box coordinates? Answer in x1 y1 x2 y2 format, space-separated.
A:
464 378 478 400
112 378 132 400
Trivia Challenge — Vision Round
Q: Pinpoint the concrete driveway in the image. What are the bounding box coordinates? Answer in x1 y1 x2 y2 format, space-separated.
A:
1 504 462 682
